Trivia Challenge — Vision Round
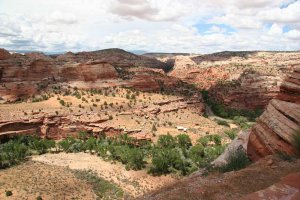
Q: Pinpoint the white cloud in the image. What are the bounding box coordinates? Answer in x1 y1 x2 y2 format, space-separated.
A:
46 11 78 25
0 0 299 52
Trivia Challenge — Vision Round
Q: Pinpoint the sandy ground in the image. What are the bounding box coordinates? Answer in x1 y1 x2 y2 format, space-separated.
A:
0 161 97 200
32 152 176 198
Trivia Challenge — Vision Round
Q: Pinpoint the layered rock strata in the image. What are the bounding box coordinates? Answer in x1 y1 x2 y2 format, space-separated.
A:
247 67 300 160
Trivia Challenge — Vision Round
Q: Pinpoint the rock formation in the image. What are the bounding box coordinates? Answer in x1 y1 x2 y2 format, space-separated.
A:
168 51 299 110
247 67 300 160
0 112 111 139
0 48 179 102
241 172 300 200
209 69 282 110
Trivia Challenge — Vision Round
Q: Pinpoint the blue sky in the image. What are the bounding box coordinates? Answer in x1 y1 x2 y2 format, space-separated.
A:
0 0 299 53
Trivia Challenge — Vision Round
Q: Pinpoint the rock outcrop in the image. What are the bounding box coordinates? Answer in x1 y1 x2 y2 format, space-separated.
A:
241 172 300 200
0 112 111 140
210 69 282 110
247 67 300 160
0 49 11 60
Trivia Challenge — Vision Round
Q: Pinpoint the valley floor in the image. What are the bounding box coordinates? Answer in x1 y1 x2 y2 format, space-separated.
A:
1 154 299 200
32 152 176 198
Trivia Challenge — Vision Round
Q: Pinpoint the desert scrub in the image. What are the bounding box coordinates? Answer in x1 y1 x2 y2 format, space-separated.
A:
220 148 250 172
225 129 238 140
216 119 230 127
73 169 124 200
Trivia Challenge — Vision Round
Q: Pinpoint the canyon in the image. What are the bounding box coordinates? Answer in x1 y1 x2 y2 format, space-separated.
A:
1 48 300 200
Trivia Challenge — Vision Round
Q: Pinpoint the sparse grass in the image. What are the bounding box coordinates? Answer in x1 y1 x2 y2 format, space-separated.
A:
73 169 124 200
225 129 238 140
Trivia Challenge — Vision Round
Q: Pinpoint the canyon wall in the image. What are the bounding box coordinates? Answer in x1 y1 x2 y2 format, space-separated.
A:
0 48 178 102
168 52 299 110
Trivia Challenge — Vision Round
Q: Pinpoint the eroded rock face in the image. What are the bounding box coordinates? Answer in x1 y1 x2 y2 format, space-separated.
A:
0 113 111 140
0 48 179 102
168 52 299 110
210 69 282 110
247 67 300 160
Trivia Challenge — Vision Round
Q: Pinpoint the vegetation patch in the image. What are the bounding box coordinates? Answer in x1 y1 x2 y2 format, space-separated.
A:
219 148 251 172
73 169 124 200
0 132 226 177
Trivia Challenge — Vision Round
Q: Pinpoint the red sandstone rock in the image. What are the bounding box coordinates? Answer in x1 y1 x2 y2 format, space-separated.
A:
0 48 181 102
0 49 10 60
247 67 300 160
241 173 300 200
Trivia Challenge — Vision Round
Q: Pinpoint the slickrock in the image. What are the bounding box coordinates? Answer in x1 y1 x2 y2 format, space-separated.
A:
241 173 300 200
247 67 300 160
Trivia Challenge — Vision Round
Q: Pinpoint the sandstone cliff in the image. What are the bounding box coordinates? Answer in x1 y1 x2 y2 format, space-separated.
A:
247 67 300 160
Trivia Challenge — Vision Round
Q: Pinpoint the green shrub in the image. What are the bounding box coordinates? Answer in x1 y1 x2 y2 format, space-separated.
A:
5 190 13 197
216 119 230 127
157 134 176 149
36 196 43 200
86 137 97 153
197 135 211 147
58 137 76 152
59 99 65 106
124 148 145 170
29 138 55 155
220 148 250 172
225 129 238 140
176 134 192 149
212 135 222 145
233 116 250 130
188 144 204 166
0 140 28 169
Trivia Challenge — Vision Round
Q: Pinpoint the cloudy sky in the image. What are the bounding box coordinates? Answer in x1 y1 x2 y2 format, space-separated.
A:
0 0 300 53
